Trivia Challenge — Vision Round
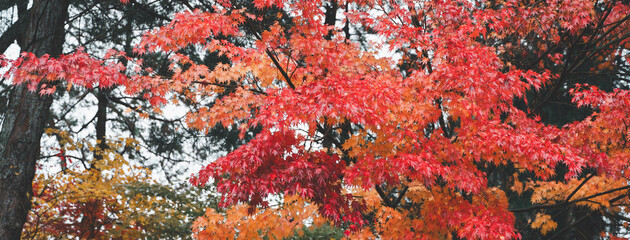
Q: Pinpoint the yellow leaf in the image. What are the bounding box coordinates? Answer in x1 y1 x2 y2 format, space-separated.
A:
511 173 524 195
531 213 557 235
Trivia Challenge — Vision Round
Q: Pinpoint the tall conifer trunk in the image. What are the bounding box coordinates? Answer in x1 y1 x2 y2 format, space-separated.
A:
0 0 69 238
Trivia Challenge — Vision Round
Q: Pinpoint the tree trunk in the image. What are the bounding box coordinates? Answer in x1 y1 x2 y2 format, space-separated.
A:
93 89 110 164
0 0 69 239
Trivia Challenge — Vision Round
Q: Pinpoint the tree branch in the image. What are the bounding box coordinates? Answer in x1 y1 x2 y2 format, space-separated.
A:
547 211 592 240
510 185 630 213
0 9 30 54
392 186 408 209
108 96 182 123
128 0 172 22
375 185 393 207
264 49 295 89
564 173 594 203
192 81 268 95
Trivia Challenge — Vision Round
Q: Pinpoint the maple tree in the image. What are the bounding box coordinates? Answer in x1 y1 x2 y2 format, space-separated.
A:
126 0 630 239
2 0 630 239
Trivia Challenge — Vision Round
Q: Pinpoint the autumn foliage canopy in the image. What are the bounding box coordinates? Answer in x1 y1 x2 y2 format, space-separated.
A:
3 0 630 239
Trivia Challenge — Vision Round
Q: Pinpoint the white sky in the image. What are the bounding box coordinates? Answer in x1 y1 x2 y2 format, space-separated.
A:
3 43 19 58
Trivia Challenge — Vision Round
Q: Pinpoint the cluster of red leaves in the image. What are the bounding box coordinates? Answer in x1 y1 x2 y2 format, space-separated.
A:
48 199 121 239
565 85 630 177
136 10 244 55
191 129 365 224
2 48 127 94
422 188 519 240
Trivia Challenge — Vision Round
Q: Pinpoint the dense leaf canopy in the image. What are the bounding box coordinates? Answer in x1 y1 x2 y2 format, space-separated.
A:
1 0 629 239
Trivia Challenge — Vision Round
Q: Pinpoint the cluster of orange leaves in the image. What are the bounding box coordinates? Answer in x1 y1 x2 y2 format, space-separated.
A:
192 195 327 239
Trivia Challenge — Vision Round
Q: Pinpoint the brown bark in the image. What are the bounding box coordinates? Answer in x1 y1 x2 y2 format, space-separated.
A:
0 0 69 239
